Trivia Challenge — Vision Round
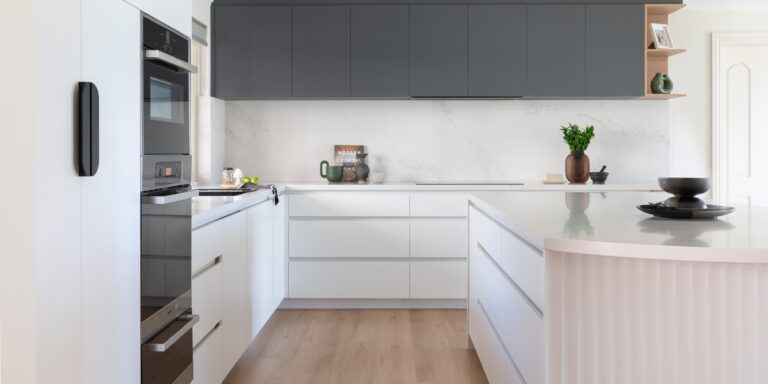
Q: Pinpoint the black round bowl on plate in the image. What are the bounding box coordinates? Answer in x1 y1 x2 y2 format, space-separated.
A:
658 177 711 197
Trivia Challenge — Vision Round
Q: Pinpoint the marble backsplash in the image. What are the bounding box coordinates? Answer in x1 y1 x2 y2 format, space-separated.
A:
223 100 670 183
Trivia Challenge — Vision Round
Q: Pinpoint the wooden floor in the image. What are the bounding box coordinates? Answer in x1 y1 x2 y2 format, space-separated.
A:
223 309 489 384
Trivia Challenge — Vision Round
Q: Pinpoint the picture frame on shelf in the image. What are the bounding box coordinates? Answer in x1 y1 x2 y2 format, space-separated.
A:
650 23 675 49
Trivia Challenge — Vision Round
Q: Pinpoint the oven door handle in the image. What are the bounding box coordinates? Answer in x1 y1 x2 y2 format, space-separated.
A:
144 50 198 74
142 314 199 353
141 190 199 205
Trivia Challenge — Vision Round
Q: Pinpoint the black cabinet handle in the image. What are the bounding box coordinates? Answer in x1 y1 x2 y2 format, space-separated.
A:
78 82 99 177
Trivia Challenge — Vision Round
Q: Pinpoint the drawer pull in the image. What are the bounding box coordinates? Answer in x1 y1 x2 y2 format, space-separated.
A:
143 314 199 353
477 242 543 319
192 255 222 278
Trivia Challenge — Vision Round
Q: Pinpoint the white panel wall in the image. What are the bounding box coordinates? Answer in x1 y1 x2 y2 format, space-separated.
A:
80 0 141 382
668 8 768 178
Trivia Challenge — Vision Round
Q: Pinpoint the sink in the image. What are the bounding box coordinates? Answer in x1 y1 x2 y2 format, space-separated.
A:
197 189 250 197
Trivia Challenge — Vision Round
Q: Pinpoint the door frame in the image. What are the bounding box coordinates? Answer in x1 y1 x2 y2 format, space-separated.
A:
711 32 768 202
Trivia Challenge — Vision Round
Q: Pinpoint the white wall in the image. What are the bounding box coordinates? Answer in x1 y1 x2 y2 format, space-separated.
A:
0 0 37 382
224 100 671 183
669 7 768 177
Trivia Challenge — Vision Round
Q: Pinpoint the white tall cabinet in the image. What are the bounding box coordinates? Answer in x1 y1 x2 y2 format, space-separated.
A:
80 1 142 382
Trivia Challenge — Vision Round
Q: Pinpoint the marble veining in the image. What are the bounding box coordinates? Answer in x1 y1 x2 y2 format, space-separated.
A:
224 100 670 183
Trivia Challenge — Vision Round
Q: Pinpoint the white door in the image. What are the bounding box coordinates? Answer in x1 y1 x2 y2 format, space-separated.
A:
714 34 768 206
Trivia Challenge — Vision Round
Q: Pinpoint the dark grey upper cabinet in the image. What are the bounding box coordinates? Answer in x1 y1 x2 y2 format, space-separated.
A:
292 6 350 97
410 5 469 97
526 5 586 97
350 6 410 97
212 6 292 99
468 5 525 97
586 4 644 97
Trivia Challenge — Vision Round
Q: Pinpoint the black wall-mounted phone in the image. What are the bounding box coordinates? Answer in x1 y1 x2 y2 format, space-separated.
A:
78 82 99 176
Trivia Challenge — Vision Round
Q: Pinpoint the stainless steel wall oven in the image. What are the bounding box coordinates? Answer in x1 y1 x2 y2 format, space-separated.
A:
140 14 198 384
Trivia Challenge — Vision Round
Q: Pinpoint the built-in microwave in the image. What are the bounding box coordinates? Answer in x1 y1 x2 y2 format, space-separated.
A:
142 15 197 155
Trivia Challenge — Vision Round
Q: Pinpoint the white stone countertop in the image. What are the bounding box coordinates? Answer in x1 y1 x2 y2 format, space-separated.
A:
191 182 658 228
469 191 768 262
191 186 285 229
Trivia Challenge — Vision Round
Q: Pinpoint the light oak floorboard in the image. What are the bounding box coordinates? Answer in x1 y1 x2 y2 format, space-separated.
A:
224 309 488 384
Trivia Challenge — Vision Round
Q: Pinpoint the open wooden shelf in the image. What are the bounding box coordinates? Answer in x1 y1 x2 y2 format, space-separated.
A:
643 4 686 99
646 4 686 16
638 93 687 100
646 48 686 57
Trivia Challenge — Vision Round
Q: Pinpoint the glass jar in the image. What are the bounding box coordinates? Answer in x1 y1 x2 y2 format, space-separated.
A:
221 167 235 187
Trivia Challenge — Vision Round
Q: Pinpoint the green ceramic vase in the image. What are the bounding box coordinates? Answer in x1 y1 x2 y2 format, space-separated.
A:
651 72 674 94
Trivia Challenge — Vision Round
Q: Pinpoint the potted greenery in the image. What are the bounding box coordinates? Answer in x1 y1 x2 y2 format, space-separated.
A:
560 123 595 183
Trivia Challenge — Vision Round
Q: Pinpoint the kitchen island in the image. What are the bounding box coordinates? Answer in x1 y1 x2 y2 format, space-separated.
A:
467 191 768 384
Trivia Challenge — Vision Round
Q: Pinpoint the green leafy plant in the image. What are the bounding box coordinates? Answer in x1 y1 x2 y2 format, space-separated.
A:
560 123 595 152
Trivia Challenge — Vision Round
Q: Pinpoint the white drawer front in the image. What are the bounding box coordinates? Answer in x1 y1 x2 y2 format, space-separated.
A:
410 193 468 217
502 230 545 310
478 249 544 384
469 297 524 384
192 220 222 274
289 220 409 259
469 207 501 264
410 219 468 259
289 192 409 217
289 261 409 298
410 260 467 299
192 325 223 384
192 262 223 347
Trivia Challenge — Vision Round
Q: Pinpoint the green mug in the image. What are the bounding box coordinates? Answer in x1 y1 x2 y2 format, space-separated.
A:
320 160 343 183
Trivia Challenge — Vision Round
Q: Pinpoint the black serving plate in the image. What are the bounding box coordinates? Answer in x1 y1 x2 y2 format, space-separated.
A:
637 203 735 220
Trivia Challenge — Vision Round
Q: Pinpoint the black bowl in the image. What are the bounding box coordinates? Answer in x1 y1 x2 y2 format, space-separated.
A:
590 172 609 184
658 177 711 197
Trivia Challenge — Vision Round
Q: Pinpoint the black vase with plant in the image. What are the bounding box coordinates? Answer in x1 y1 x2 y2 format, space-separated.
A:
560 123 595 184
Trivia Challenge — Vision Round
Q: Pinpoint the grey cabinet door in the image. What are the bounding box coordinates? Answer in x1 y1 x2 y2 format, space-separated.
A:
212 6 292 99
410 5 468 97
350 6 409 97
468 5 525 97
292 6 350 97
526 5 586 97
586 5 644 97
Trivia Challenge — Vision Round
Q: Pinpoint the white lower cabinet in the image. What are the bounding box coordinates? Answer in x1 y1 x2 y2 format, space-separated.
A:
469 205 545 384
272 197 287 309
410 261 467 299
247 200 275 338
289 219 409 259
192 325 224 384
289 261 410 298
286 192 470 302
221 211 250 374
410 218 468 259
191 198 286 384
192 220 223 274
191 262 223 347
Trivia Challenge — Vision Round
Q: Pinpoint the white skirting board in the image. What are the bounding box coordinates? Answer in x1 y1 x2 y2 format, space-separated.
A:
546 250 768 384
279 298 467 309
